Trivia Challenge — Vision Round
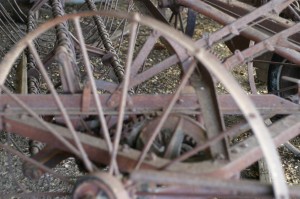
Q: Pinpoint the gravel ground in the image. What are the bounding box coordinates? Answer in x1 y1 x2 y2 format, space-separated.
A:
0 1 299 197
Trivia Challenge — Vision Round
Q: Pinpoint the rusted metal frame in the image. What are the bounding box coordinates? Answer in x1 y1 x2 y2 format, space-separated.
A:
0 94 298 115
135 0 169 24
135 14 288 196
1 110 297 179
131 170 300 198
190 62 229 160
86 0 125 83
2 115 222 175
178 0 300 67
50 0 81 93
191 51 288 199
109 19 139 174
206 0 300 44
0 85 90 173
274 46 300 65
178 0 291 46
160 115 274 171
216 114 300 180
133 59 197 170
224 22 300 69
28 39 94 172
72 16 116 173
0 12 290 197
158 115 300 181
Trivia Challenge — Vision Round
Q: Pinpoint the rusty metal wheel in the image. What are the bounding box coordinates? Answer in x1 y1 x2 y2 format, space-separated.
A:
0 7 292 198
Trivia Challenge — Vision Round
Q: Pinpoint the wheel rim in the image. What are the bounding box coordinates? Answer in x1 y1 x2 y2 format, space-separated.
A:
0 10 288 198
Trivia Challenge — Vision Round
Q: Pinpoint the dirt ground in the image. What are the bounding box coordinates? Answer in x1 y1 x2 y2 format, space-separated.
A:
0 1 299 197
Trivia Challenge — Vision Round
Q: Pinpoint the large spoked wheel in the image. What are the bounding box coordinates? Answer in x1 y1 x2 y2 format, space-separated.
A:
0 11 288 198
268 54 300 157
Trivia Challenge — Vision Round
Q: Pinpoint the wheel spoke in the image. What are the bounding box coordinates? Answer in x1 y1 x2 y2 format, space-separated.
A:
28 42 94 172
109 17 139 174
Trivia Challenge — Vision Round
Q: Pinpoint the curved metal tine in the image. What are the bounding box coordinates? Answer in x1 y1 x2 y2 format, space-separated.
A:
102 0 111 23
108 17 139 175
0 11 22 43
7 0 26 23
116 0 135 54
72 17 116 171
12 0 27 19
134 59 197 170
109 2 135 41
104 0 115 26
107 0 120 33
0 4 25 37
27 42 94 172
0 22 18 44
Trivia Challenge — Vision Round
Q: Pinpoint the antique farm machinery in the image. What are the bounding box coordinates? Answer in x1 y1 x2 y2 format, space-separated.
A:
0 0 300 198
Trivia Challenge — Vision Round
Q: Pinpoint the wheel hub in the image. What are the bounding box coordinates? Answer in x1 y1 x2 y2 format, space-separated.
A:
73 173 130 199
